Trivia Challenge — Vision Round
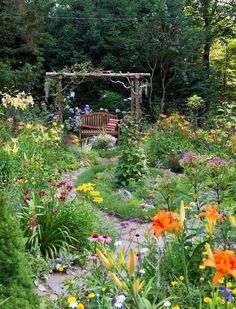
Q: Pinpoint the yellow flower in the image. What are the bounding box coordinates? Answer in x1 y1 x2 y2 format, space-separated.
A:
77 304 85 309
93 197 103 203
204 297 212 303
58 266 64 272
67 297 77 304
219 279 224 284
219 298 225 305
127 249 136 274
171 281 178 286
76 183 95 192
133 278 145 294
25 123 33 130
101 287 107 292
90 191 100 197
199 265 205 270
202 251 208 256
232 288 236 295
179 276 184 281
200 277 205 282
226 282 232 288
229 214 236 227
172 306 181 309
88 293 96 299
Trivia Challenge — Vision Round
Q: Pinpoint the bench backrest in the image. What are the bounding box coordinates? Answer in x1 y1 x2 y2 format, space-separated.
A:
80 112 118 127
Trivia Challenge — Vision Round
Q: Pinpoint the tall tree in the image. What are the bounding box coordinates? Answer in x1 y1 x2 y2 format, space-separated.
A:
185 0 236 74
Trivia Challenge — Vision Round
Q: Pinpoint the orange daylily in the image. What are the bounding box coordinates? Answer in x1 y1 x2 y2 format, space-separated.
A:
203 244 236 285
193 131 199 140
198 205 224 235
148 209 182 238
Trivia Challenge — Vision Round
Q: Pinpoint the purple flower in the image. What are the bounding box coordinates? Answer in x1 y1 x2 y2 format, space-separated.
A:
208 156 229 166
120 221 130 228
130 218 144 224
179 151 199 165
136 253 142 262
219 286 232 301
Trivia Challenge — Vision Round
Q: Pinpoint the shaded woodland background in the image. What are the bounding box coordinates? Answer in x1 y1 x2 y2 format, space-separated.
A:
0 0 235 117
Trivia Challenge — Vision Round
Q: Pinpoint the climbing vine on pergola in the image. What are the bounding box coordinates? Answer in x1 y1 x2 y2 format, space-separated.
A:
45 71 150 123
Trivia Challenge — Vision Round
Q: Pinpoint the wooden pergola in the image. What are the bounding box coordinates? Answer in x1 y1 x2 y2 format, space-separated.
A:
45 71 150 122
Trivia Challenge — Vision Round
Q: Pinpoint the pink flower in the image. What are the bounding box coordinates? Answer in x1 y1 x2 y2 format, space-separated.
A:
88 233 100 242
99 234 112 244
208 156 229 166
88 253 98 261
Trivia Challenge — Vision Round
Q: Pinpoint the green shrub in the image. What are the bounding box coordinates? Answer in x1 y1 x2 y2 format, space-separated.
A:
0 197 40 309
116 113 147 186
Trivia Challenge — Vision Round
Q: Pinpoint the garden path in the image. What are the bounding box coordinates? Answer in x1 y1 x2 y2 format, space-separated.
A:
38 161 163 299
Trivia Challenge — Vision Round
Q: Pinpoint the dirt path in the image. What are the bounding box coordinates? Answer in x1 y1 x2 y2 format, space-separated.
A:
37 163 163 299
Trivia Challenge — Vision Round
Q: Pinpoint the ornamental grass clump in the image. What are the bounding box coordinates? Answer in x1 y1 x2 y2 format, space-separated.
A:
0 197 40 308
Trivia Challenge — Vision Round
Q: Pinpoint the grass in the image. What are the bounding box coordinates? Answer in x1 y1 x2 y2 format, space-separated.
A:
75 162 153 220
97 146 122 158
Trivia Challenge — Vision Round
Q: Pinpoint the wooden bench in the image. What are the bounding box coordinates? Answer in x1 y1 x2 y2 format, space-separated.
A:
79 112 120 142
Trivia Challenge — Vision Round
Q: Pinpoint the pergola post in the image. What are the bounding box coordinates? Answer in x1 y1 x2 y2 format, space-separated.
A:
134 75 142 123
46 71 150 126
55 75 63 122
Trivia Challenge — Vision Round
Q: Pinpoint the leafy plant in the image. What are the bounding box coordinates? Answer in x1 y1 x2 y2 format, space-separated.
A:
116 113 147 186
0 197 40 308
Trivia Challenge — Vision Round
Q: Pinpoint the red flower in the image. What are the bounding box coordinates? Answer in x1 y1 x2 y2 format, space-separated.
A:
52 210 60 215
38 190 46 197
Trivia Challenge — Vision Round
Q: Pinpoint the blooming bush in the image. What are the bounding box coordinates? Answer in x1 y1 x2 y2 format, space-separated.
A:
90 133 117 150
18 180 102 258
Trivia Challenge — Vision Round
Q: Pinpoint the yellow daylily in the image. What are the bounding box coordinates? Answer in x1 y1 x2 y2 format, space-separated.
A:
133 278 145 294
127 249 136 274
96 248 114 270
110 273 128 290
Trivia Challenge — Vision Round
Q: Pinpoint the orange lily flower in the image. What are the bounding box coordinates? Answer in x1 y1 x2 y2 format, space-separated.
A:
198 205 224 235
203 244 236 285
148 209 182 238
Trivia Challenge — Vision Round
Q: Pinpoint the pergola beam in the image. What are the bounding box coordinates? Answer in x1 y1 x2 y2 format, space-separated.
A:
46 72 150 78
45 71 150 124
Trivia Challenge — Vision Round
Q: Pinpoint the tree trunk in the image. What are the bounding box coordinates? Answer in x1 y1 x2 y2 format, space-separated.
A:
202 0 211 76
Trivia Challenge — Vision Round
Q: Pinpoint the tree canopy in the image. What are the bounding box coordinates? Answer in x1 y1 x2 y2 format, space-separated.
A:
0 0 235 114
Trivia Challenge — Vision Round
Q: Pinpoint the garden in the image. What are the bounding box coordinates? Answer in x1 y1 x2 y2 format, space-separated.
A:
1 1 236 308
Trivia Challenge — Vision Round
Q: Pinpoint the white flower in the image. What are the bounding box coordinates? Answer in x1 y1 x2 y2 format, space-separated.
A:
163 300 171 307
116 295 126 303
114 241 122 247
140 247 149 254
69 301 78 308
114 303 123 308
139 269 146 274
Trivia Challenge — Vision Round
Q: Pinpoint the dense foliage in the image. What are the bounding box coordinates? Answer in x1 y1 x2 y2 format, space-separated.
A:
0 0 235 115
0 197 40 309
